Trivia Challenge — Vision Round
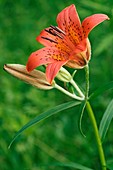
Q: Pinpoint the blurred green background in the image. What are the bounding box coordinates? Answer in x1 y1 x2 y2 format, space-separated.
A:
0 0 113 170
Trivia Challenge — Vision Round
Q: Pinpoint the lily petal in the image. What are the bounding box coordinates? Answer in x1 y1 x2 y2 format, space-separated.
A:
26 47 64 72
57 4 83 44
73 38 87 53
66 54 86 69
36 28 74 53
26 48 54 72
66 60 84 69
82 14 109 38
46 61 67 84
36 28 60 47
67 39 91 68
26 47 68 72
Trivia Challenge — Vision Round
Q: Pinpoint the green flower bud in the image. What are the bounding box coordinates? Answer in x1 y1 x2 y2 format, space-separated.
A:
56 67 72 82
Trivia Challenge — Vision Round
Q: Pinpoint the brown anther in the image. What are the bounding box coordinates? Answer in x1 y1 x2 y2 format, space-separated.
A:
45 28 63 39
50 25 66 35
41 36 58 44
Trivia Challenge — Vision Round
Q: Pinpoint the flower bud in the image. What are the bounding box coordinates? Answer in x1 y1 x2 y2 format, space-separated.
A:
4 64 53 90
56 67 72 82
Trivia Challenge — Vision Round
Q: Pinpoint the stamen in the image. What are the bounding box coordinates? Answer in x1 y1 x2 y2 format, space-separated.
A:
45 28 63 39
50 25 66 35
41 36 58 44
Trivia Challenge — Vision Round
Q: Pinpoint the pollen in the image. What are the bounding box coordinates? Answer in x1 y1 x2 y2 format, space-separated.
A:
53 55 63 61
67 27 80 45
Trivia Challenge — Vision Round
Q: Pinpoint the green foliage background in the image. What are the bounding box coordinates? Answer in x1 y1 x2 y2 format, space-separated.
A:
0 0 113 169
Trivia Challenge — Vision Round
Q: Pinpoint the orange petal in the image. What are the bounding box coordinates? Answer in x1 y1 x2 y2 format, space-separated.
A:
66 56 86 69
46 61 67 84
57 4 83 44
26 47 68 72
36 28 73 53
67 39 91 68
36 28 60 47
82 14 109 38
66 60 83 69
26 47 57 72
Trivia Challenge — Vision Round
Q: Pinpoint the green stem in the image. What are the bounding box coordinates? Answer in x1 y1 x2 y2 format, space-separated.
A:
54 83 84 101
85 65 106 170
85 64 89 100
86 102 106 170
70 79 85 98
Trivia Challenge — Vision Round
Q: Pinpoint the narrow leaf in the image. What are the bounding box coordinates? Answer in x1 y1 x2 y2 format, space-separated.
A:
89 81 113 100
94 34 113 57
107 159 113 170
49 162 93 170
78 101 86 137
107 165 113 170
80 0 110 13
99 99 113 141
9 101 81 148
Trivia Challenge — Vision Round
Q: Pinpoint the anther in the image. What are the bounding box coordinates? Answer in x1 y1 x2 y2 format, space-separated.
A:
50 25 66 35
41 36 58 44
45 28 63 39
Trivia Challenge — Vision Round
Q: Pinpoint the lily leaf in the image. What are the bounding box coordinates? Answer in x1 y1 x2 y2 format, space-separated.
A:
80 0 110 13
49 162 93 170
89 81 113 100
9 100 81 148
78 101 86 137
94 34 113 57
107 159 113 170
99 99 113 141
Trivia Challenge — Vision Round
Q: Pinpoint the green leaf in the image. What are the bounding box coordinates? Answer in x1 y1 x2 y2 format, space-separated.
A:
89 81 113 100
9 100 81 148
49 162 93 170
94 34 113 57
107 159 113 170
99 99 113 141
80 0 110 13
78 101 86 138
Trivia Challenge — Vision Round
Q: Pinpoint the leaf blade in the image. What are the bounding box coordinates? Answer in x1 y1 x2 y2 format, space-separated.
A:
99 99 113 141
80 0 110 13
89 81 113 100
9 100 81 148
94 34 113 57
49 162 93 170
78 101 86 137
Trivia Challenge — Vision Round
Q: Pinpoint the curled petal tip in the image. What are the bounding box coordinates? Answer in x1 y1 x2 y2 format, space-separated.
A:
82 13 110 38
103 14 110 20
26 64 30 72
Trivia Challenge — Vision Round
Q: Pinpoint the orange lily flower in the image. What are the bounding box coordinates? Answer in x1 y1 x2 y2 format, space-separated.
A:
26 4 109 84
